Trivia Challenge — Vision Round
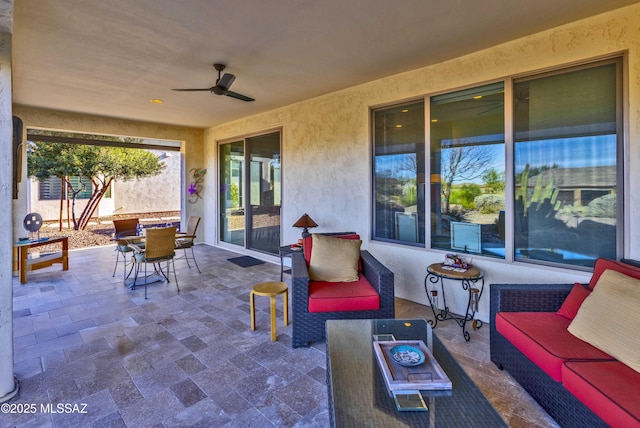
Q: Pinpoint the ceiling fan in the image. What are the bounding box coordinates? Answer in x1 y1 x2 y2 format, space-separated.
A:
172 63 254 102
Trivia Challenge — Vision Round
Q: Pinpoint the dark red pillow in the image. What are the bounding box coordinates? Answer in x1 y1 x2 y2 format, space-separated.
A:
589 258 640 290
557 283 591 320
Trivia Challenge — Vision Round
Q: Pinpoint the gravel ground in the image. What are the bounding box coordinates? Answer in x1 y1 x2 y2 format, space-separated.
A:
31 211 180 251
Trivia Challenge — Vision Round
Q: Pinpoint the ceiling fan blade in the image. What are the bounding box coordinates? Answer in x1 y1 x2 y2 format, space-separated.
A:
225 90 255 102
217 73 236 90
171 88 214 91
172 65 254 101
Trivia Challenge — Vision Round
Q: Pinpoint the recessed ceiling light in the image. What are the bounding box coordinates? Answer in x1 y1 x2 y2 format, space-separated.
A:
431 119 438 123
395 124 403 128
150 99 164 104
401 109 409 113
473 95 483 100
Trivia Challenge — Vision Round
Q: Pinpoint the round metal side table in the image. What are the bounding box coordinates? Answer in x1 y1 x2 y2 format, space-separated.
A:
424 263 485 341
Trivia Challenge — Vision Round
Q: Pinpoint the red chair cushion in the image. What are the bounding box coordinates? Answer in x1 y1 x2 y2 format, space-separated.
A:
308 276 380 313
303 234 362 271
557 283 591 320
589 258 640 290
496 312 613 381
563 360 640 428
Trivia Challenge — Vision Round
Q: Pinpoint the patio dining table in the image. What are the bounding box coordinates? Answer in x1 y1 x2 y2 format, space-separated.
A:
116 230 186 288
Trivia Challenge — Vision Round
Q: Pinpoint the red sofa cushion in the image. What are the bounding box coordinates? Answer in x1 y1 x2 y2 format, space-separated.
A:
308 276 380 313
496 312 614 381
589 258 640 290
563 360 640 428
303 234 362 271
557 283 591 320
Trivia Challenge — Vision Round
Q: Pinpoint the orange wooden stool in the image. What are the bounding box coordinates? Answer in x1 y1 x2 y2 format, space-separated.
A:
250 281 289 341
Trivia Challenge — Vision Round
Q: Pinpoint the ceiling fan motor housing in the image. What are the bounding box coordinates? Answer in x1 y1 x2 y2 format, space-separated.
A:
215 73 236 92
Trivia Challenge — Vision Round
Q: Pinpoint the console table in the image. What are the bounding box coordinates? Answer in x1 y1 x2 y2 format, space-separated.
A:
424 263 485 341
14 236 69 284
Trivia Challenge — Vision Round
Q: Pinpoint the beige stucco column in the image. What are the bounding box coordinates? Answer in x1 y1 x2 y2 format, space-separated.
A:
0 27 18 402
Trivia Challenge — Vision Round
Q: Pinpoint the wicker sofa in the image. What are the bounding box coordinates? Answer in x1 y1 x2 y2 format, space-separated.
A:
490 258 640 428
290 233 394 348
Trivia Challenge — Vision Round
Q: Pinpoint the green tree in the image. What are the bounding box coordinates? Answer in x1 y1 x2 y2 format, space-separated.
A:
482 169 505 194
441 145 493 213
28 141 165 230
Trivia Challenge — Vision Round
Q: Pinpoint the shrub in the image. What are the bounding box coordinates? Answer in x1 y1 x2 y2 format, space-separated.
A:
450 184 482 209
475 194 505 214
588 194 616 218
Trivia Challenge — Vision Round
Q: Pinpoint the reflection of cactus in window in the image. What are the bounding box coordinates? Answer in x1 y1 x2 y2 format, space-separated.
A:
230 183 239 208
516 164 561 217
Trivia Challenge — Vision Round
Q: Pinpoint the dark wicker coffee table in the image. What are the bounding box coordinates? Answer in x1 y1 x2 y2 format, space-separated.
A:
326 319 507 427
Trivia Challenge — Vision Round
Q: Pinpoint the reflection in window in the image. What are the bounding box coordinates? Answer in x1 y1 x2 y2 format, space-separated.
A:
373 101 425 245
430 83 505 257
514 60 620 267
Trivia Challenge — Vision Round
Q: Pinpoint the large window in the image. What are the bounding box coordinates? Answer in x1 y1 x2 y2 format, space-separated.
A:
430 83 505 256
513 60 621 267
372 57 622 269
373 101 425 245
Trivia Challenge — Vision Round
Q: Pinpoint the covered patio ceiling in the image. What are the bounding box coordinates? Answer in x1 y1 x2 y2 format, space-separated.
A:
11 0 640 129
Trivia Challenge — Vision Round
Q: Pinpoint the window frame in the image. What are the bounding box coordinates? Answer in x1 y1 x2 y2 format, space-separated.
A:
371 99 427 247
510 57 624 269
371 55 624 270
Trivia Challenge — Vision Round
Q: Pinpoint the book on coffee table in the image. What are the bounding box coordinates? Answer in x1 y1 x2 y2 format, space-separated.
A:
373 340 452 395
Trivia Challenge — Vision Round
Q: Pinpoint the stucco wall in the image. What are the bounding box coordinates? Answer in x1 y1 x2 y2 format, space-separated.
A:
204 4 640 321
11 107 205 239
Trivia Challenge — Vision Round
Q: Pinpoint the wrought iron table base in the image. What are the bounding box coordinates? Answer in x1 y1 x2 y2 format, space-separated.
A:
424 266 485 341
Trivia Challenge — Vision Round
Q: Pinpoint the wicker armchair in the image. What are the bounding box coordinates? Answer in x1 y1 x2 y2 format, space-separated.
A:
175 216 201 273
112 217 139 279
291 233 395 348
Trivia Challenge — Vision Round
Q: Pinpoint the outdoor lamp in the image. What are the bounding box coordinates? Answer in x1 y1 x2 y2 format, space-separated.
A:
293 213 318 237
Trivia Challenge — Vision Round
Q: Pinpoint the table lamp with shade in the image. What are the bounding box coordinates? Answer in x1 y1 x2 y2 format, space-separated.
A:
293 213 318 237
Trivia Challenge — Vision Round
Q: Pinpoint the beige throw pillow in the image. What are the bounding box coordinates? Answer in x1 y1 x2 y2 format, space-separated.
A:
308 234 362 282
568 269 640 373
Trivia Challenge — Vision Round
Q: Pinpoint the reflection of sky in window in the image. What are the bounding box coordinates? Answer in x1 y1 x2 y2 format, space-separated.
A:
376 135 615 182
515 135 616 172
441 143 505 184
376 154 416 179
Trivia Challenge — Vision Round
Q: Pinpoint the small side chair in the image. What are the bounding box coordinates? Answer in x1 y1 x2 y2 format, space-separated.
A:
112 218 139 279
175 216 201 273
130 226 179 299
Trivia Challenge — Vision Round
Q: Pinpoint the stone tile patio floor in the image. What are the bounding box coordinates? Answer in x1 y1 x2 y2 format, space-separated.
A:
3 244 559 427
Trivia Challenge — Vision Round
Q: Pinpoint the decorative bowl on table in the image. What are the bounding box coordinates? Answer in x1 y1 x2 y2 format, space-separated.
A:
390 345 425 367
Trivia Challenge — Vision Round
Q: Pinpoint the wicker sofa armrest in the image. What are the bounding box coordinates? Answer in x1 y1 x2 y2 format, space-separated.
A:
291 250 311 310
490 282 575 316
361 250 395 309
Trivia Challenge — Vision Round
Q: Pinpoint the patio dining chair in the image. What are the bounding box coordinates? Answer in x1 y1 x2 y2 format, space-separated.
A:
174 216 201 273
112 218 139 279
129 226 179 299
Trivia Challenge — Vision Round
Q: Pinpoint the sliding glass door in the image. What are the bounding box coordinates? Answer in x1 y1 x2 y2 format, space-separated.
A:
220 141 245 247
219 131 281 254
